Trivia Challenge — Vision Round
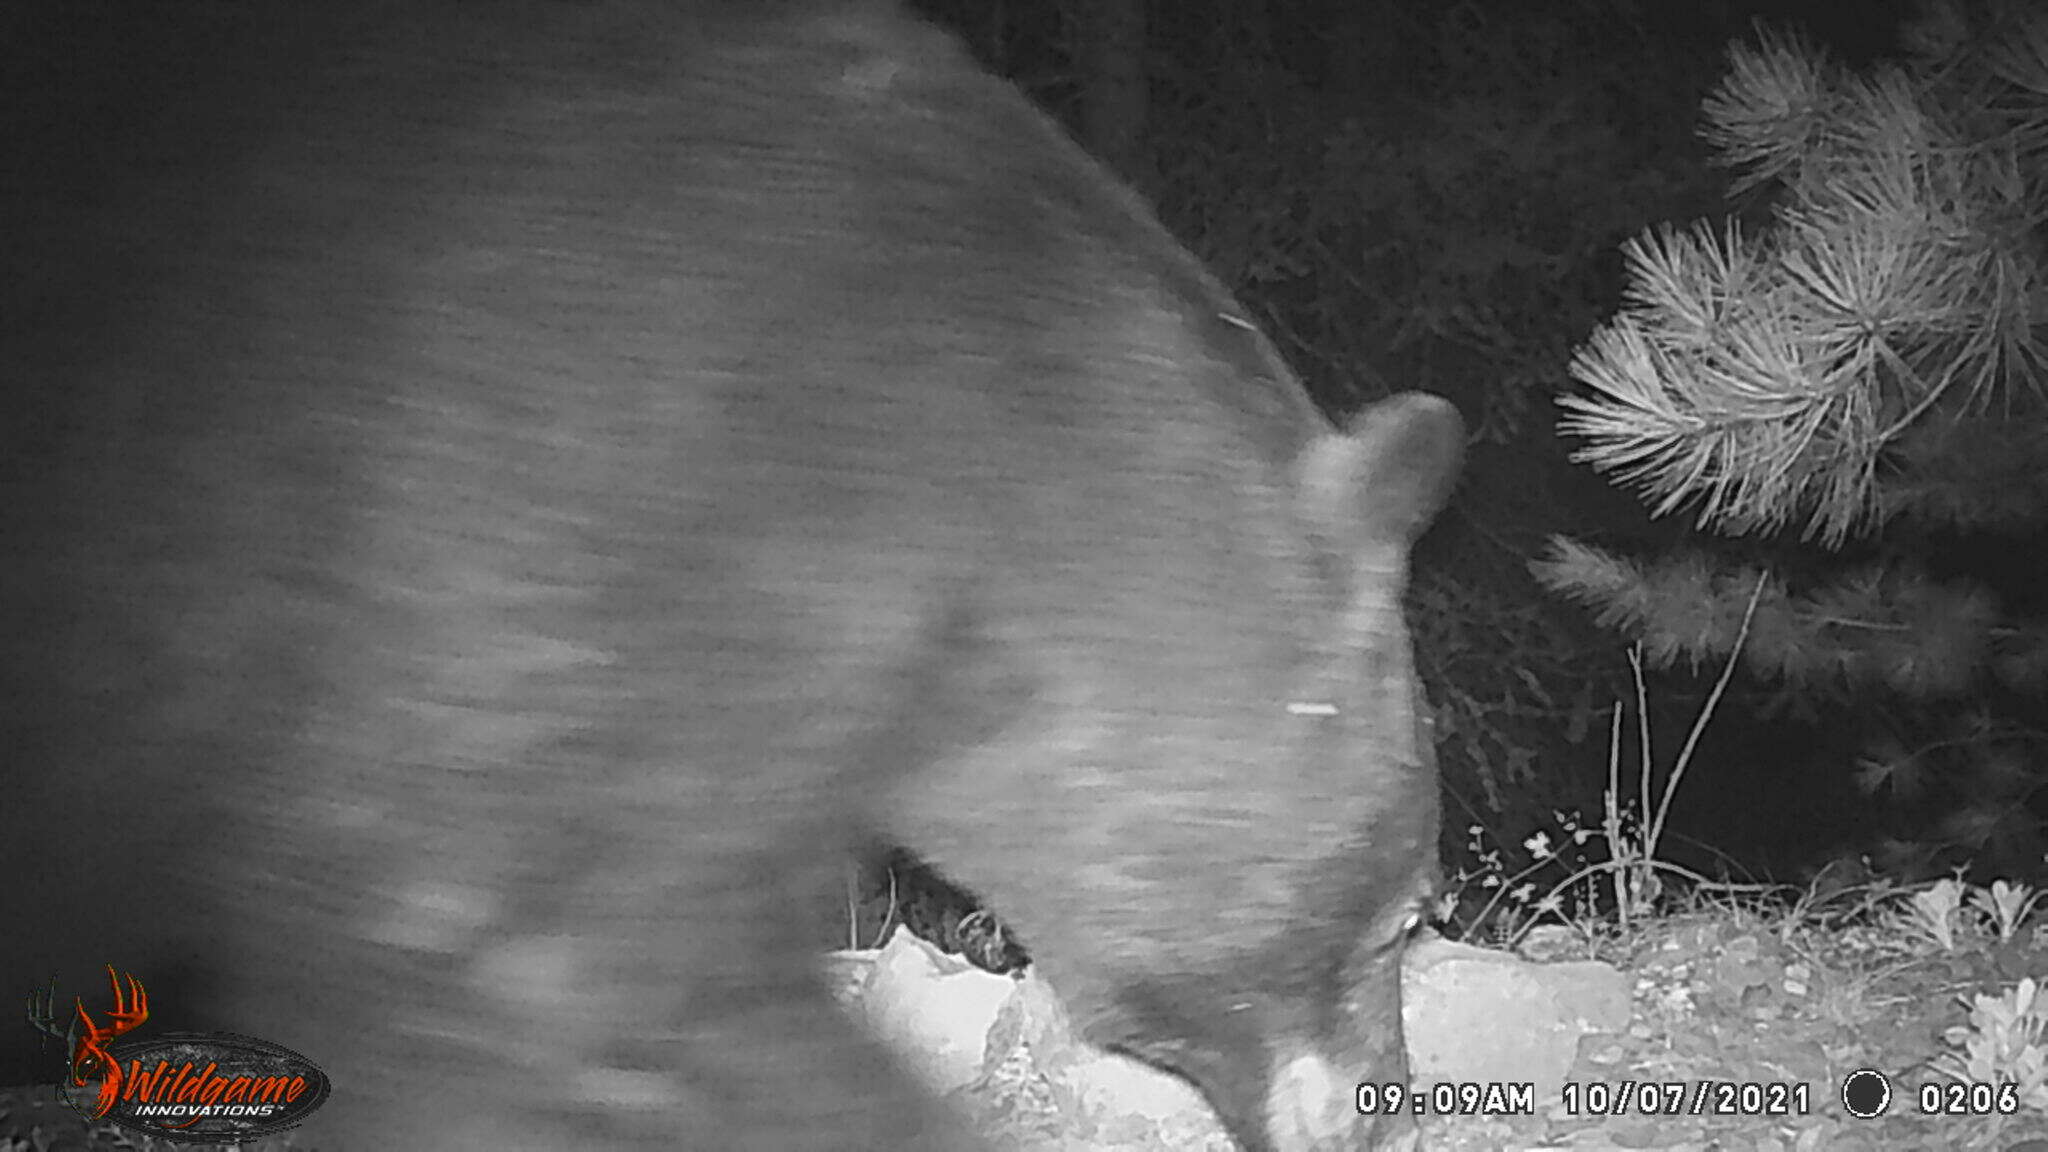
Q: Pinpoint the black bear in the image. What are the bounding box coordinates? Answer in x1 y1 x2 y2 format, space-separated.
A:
2 2 1461 1149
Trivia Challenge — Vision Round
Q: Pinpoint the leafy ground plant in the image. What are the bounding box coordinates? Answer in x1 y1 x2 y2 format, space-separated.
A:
1933 976 2048 1137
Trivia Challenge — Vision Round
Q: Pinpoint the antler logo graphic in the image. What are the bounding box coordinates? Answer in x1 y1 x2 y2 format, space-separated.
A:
26 967 149 1120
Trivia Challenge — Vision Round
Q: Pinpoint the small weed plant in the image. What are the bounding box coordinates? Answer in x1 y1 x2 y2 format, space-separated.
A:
1932 976 2048 1121
1887 877 2048 952
1447 580 1772 946
1974 880 2048 943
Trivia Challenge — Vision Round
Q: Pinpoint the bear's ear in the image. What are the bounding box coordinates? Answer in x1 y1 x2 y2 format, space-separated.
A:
1296 393 1463 557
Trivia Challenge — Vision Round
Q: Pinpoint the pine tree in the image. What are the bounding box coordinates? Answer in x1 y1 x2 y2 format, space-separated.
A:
1534 0 2048 878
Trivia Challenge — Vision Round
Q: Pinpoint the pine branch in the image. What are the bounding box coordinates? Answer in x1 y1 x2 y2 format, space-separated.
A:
1545 4 2048 876
1561 14 2048 545
1531 537 2048 697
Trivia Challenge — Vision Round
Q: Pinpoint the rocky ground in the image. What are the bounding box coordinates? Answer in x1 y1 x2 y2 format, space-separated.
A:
8 866 2048 1151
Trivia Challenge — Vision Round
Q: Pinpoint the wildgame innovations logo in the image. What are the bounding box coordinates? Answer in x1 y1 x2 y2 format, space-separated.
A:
25 967 331 1144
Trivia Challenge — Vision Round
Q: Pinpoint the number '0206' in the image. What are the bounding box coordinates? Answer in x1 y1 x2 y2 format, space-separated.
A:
1919 1081 2023 1116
